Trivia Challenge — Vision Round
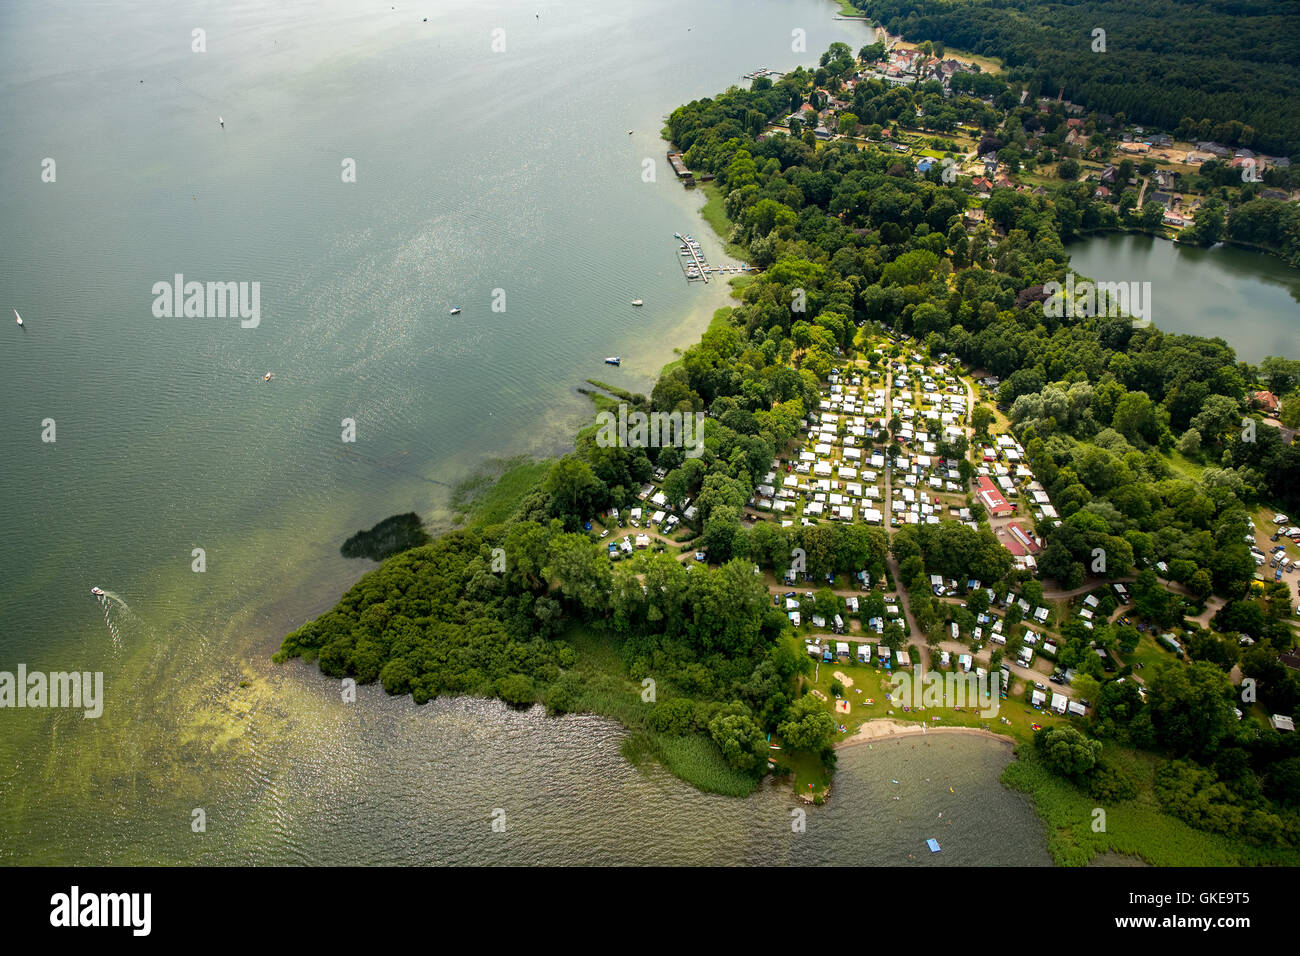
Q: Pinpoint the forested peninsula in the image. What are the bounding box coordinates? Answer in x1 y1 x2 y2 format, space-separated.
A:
278 39 1300 864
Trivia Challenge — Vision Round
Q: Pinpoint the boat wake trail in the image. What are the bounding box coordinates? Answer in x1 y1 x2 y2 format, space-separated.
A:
94 590 132 652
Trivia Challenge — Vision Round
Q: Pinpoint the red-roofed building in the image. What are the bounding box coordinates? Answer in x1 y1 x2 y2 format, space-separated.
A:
1008 522 1041 554
977 476 1014 517
1252 390 1280 414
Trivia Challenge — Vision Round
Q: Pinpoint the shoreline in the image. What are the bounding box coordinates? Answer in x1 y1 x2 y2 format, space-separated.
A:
836 718 1016 749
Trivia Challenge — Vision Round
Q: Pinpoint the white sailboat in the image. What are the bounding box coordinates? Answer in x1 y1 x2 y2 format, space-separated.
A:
13 309 22 327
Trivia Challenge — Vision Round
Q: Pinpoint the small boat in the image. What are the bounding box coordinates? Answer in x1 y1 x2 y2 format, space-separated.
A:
627 130 633 135
13 309 22 327
631 299 643 306
604 356 621 366
449 307 461 315
219 115 224 128
263 372 273 381
91 587 105 597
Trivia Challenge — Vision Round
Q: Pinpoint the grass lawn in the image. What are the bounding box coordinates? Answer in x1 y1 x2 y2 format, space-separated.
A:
1123 630 1180 675
784 747 831 801
699 182 751 260
1018 171 1061 188
800 654 1068 749
1165 448 1206 480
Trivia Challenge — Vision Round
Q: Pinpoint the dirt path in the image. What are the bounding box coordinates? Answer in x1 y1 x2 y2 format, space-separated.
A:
880 365 929 663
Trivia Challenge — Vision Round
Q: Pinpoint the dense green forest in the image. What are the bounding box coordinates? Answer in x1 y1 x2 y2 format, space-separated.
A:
854 0 1300 156
279 44 1300 851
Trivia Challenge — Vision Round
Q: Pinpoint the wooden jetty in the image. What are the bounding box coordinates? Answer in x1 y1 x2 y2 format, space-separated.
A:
674 233 709 283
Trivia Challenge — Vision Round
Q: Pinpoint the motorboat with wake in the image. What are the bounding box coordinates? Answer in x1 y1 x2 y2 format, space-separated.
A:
91 587 105 598
604 356 621 366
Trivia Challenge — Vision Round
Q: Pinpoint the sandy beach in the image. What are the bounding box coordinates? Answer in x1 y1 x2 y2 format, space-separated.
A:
836 718 1016 749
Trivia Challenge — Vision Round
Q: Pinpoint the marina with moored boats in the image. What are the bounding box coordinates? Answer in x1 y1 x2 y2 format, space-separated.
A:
674 232 757 283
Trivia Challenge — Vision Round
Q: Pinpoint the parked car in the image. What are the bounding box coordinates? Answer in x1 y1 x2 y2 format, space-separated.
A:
599 529 609 539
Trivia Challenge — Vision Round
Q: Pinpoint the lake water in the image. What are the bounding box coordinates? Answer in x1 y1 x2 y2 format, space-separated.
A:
0 0 1051 864
1066 233 1300 363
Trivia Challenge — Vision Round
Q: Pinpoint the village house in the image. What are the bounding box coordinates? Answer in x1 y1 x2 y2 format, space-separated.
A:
1252 390 1280 415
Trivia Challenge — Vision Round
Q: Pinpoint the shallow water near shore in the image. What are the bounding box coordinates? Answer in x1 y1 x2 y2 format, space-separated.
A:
6 682 1047 866
0 0 1055 864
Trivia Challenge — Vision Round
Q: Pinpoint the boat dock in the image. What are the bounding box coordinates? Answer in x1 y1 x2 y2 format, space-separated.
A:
674 233 761 283
742 68 785 81
675 232 709 283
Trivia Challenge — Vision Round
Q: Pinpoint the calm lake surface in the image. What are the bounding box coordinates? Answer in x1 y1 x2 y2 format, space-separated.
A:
1066 233 1300 363
0 0 1052 864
